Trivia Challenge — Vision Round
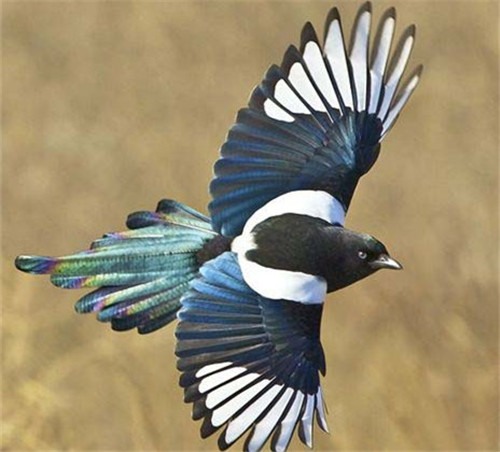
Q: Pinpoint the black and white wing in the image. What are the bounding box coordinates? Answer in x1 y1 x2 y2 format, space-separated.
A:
176 252 328 451
209 3 422 237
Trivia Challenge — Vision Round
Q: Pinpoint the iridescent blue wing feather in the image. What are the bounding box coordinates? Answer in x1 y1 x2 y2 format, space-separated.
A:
176 252 328 452
209 3 422 237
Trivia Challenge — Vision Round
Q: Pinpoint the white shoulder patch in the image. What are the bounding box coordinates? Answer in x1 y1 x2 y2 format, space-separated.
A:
232 191 337 304
238 257 326 304
242 190 345 235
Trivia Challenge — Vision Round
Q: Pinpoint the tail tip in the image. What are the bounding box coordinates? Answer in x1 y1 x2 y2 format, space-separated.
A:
15 255 56 275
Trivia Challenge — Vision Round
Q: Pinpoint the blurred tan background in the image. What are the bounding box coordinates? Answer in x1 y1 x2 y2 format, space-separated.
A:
2 1 498 450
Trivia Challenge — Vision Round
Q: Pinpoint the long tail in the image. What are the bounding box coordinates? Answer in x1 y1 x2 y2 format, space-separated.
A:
15 200 230 334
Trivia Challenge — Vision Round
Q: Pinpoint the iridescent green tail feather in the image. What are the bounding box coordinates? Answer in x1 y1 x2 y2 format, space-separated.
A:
15 200 220 334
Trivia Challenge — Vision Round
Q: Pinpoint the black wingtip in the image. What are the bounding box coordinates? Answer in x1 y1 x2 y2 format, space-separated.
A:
300 21 319 53
401 23 417 47
247 84 266 111
386 23 417 77
264 64 284 86
374 7 397 35
370 6 397 67
408 23 417 38
385 6 396 21
192 399 208 421
412 64 424 78
391 64 424 108
298 422 307 447
323 7 341 45
403 64 424 82
324 7 340 29
184 384 201 404
179 370 197 388
280 44 301 74
217 428 232 451
315 410 330 434
242 426 257 452
395 23 416 45
359 1 372 14
270 430 279 452
200 416 220 439
353 1 373 28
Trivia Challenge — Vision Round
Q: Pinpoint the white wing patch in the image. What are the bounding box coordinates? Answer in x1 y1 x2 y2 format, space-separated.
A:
382 68 421 137
324 17 353 109
288 62 327 112
263 99 295 122
247 387 295 452
238 256 327 304
242 190 345 235
260 5 421 141
378 30 415 121
274 79 310 114
300 394 316 447
303 41 341 110
199 366 246 393
196 362 232 378
211 375 266 426
369 12 395 113
224 382 282 444
206 373 260 411
274 391 305 452
316 386 329 433
349 8 371 110
194 362 329 450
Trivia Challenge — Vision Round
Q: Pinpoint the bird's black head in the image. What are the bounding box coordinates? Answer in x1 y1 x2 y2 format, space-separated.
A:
322 228 402 292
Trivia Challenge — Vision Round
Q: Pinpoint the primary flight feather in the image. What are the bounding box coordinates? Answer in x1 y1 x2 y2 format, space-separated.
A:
16 3 421 450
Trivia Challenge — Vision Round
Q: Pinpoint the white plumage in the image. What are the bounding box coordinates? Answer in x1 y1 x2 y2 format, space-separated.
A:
262 3 420 138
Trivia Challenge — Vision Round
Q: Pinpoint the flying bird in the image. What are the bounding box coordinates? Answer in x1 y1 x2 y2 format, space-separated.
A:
16 3 421 451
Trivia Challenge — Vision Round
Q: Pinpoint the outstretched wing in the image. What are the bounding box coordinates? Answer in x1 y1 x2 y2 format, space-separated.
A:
209 3 422 237
176 252 328 452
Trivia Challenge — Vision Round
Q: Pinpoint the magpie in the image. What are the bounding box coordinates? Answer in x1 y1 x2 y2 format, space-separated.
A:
15 3 421 451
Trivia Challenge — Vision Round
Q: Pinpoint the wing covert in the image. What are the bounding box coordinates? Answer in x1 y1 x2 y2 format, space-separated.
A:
209 3 422 237
175 252 328 452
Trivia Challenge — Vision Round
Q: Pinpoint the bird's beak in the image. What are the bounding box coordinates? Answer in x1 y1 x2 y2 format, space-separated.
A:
370 254 403 270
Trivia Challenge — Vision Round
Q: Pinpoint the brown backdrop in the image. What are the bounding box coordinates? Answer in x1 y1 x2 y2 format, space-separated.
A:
2 1 498 450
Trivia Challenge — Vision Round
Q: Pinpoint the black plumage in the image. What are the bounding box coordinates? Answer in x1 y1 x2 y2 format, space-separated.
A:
14 3 421 451
246 213 397 292
176 253 327 450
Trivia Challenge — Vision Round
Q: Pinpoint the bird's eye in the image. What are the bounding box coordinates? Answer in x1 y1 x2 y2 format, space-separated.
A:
358 251 367 260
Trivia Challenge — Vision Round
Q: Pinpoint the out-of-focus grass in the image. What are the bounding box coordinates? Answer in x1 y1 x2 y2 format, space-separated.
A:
1 1 498 450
